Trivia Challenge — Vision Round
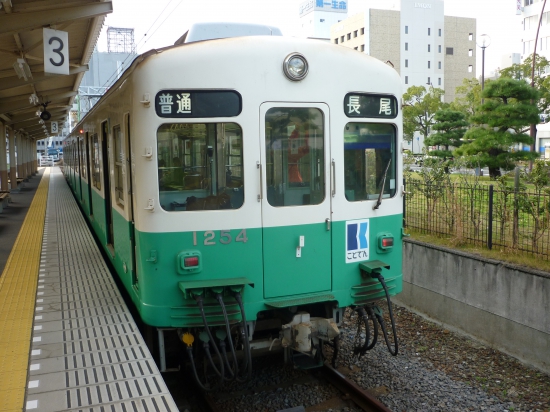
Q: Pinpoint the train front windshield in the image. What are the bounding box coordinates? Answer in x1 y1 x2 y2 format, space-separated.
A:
157 123 243 211
343 123 396 202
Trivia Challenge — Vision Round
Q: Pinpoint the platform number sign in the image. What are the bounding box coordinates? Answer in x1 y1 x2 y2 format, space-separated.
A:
51 121 58 134
43 28 69 75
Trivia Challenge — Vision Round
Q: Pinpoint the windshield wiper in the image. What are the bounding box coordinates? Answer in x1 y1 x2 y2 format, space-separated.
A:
373 158 391 210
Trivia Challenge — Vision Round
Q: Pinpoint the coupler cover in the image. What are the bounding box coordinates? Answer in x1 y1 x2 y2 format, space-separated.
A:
281 312 340 354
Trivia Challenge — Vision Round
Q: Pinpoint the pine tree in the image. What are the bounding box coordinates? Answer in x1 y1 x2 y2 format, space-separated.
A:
425 109 468 159
455 78 540 178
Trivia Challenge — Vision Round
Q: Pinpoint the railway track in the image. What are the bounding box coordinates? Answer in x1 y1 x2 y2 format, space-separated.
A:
186 361 392 412
317 364 392 412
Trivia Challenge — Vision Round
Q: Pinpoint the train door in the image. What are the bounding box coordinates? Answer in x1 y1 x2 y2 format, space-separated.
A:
78 136 83 201
126 114 138 288
101 121 114 247
85 132 93 216
260 104 332 299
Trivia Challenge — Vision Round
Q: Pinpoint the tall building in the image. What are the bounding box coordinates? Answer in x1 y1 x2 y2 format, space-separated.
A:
299 0 348 40
519 0 550 64
330 0 476 104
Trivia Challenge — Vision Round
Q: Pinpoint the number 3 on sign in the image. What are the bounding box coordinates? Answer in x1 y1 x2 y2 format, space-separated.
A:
193 229 248 246
43 28 69 75
51 122 58 134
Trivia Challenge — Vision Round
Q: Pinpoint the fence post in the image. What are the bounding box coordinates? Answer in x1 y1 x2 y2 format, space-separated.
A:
513 167 520 247
403 179 407 227
488 185 493 250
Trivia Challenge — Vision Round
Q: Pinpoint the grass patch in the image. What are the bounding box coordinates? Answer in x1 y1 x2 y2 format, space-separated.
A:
407 229 550 273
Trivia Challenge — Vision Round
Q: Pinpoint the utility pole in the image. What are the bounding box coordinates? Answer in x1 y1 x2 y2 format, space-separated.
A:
530 0 547 170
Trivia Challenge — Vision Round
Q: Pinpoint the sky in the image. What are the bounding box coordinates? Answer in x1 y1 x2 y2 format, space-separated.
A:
97 0 522 77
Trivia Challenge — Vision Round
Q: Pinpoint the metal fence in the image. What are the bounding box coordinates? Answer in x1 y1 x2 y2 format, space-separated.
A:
404 180 550 260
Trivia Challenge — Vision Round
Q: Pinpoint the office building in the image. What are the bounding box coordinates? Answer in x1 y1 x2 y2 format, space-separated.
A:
330 0 476 104
299 0 348 40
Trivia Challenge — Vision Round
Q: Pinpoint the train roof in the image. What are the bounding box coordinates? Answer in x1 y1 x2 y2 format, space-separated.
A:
174 22 283 45
69 30 398 134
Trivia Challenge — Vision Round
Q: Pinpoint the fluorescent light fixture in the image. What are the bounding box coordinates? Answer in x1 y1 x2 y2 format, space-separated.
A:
13 58 32 81
0 1 13 10
29 94 39 105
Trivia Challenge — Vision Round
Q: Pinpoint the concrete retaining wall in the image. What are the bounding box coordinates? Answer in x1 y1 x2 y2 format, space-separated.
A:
395 239 550 374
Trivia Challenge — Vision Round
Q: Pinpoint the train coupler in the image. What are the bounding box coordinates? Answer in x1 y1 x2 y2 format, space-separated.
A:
281 312 339 369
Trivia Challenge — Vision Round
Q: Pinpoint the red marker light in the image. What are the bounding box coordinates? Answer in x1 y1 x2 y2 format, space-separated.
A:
382 238 394 247
184 257 199 267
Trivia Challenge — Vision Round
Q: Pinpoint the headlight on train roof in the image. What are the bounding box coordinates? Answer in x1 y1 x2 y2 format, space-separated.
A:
283 53 308 82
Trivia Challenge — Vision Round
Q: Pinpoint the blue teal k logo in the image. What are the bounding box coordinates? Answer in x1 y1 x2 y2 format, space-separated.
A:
345 219 370 263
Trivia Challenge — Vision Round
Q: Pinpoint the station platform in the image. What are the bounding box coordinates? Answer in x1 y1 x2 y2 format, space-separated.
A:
0 167 179 412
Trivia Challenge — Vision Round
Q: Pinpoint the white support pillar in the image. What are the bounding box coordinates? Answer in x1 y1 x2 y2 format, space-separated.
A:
25 135 32 178
32 138 37 174
7 127 17 191
0 122 8 192
23 135 29 179
16 131 23 182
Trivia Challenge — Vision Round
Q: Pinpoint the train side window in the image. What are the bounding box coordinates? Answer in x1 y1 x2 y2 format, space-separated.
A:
157 122 243 211
343 123 396 202
80 137 87 180
114 125 125 207
91 133 101 190
264 107 325 207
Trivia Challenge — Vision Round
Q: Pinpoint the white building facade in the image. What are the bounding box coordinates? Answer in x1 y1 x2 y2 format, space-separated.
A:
330 0 476 103
329 0 476 152
299 0 348 40
520 0 550 62
401 1 446 92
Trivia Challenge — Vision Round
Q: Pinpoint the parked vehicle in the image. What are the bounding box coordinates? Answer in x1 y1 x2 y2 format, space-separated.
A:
40 155 54 167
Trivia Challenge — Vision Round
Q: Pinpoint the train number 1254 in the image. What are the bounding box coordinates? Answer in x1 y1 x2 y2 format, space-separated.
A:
193 229 248 246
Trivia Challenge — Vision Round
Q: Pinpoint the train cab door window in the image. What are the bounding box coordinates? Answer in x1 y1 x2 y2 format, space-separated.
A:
260 105 331 299
92 134 101 190
264 108 325 207
114 125 125 207
343 123 396 202
156 123 243 211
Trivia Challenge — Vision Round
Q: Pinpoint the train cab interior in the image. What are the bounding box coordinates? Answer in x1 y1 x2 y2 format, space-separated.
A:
157 123 243 211
343 122 396 202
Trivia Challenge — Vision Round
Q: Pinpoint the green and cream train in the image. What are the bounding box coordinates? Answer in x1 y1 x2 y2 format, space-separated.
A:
63 23 404 386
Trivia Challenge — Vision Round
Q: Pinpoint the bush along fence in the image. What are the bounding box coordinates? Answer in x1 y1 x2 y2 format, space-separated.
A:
403 163 550 260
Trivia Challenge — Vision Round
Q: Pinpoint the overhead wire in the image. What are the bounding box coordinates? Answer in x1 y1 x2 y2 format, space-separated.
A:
99 0 182 90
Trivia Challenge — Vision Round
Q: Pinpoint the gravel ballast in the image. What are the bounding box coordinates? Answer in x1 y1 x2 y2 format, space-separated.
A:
175 303 550 412
336 303 550 412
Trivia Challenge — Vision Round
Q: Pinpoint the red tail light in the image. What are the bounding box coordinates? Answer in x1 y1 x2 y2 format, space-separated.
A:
184 257 199 267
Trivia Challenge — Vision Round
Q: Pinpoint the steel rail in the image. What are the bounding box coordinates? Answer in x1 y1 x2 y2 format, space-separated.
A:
320 364 393 412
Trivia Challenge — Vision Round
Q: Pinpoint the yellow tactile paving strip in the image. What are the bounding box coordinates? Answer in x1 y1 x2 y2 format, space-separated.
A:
0 169 49 412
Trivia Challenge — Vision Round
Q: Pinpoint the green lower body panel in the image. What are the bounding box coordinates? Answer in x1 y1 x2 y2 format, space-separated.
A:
84 213 403 328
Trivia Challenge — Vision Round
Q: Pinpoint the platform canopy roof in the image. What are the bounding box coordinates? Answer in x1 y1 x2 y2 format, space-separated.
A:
0 0 113 141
